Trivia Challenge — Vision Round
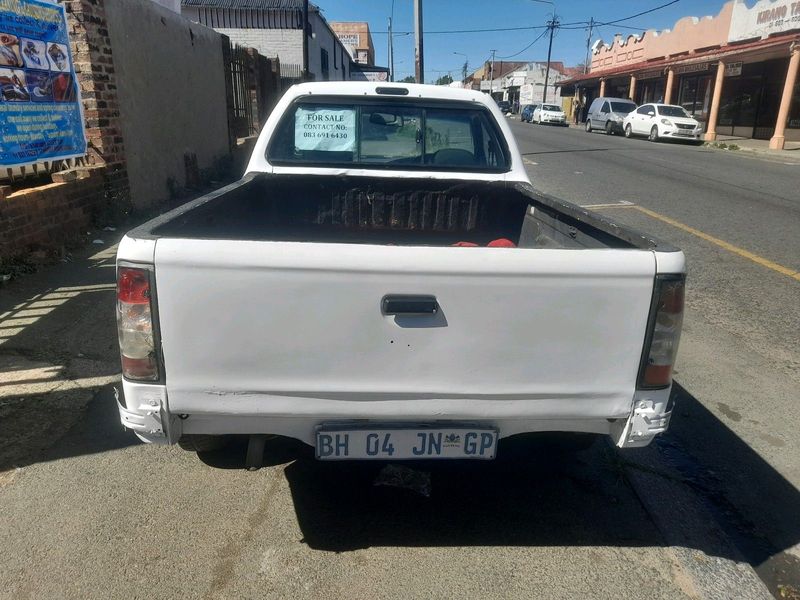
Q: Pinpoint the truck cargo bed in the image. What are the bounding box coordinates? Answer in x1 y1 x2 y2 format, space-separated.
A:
131 174 676 252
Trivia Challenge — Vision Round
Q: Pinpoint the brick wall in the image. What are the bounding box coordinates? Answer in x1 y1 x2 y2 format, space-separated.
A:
216 27 304 69
63 0 127 175
0 0 131 262
0 167 108 259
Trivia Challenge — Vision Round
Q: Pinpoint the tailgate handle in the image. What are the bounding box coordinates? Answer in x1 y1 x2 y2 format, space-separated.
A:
381 295 439 316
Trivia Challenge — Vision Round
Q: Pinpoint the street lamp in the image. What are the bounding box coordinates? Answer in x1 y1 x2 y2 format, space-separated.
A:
453 52 469 82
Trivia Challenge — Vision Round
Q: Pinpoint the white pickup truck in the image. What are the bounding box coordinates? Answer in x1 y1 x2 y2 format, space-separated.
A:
115 82 685 462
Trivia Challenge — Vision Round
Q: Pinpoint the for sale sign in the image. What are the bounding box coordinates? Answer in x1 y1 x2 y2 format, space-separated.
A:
0 0 86 167
294 108 356 152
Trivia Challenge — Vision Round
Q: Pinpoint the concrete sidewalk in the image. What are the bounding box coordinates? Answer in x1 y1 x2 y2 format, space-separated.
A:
709 134 800 162
561 121 800 162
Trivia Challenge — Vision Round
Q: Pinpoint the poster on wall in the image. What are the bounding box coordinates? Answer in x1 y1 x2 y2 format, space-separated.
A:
0 0 86 168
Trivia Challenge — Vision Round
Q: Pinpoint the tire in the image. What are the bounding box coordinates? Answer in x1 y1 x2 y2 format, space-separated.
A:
585 120 592 133
649 126 660 142
178 434 228 453
605 120 614 135
624 124 633 138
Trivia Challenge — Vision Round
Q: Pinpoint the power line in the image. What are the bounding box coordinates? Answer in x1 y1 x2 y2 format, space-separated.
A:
372 1 679 36
372 24 551 35
497 28 549 59
596 0 680 26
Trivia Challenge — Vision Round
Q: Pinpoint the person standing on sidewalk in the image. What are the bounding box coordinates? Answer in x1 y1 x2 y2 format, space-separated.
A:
573 98 582 124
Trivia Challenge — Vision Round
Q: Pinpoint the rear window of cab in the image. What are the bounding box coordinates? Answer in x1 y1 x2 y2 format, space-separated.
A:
267 99 510 172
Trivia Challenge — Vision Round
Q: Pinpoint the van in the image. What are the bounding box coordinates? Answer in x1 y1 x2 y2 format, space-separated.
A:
585 97 637 135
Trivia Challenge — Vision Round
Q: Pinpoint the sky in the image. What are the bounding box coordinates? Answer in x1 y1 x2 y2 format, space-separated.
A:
316 0 740 82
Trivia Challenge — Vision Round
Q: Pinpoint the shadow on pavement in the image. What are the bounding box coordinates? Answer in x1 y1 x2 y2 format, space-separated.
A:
0 241 137 471
522 147 611 155
278 434 667 552
267 381 800 593
661 382 800 593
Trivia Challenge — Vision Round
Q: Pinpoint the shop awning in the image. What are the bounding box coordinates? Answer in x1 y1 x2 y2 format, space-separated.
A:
558 32 800 88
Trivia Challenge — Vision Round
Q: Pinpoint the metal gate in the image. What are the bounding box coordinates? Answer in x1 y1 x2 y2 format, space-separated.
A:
226 42 256 140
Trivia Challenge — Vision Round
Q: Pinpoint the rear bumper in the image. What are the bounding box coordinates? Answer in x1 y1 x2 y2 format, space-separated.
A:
117 383 674 449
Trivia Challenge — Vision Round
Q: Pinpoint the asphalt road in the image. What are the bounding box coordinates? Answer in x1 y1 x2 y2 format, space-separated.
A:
511 117 800 597
0 124 797 599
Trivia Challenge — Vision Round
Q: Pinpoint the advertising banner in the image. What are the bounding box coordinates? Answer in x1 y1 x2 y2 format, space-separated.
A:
0 0 86 167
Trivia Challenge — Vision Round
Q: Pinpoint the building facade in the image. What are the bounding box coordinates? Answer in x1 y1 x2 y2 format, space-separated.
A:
330 21 375 65
516 62 572 105
465 61 574 109
181 0 354 82
559 0 800 148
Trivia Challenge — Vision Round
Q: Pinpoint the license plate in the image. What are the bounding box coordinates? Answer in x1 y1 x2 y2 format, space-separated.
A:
674 130 693 136
315 426 498 460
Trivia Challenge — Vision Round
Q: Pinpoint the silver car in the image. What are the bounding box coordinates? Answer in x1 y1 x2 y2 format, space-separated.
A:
585 97 636 135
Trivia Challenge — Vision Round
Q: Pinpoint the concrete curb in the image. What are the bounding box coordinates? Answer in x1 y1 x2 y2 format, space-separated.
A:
701 144 800 164
620 444 773 600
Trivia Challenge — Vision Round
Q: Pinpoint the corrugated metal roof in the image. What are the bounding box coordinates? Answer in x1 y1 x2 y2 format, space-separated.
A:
181 0 315 9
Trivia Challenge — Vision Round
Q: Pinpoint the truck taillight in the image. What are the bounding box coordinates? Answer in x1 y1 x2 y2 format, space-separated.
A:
638 275 685 389
117 267 159 381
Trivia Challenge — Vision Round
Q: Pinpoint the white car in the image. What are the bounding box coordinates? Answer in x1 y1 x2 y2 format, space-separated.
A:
624 103 703 142
533 103 567 126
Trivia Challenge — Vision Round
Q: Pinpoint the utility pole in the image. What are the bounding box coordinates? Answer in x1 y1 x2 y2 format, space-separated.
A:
414 0 424 83
584 17 594 74
389 0 395 81
542 17 558 103
302 0 309 80
489 49 496 94
388 16 394 81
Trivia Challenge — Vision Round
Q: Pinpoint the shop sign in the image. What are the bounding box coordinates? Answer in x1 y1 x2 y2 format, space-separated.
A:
338 34 360 47
675 63 710 75
729 0 800 42
725 62 743 77
0 0 86 168
637 70 663 80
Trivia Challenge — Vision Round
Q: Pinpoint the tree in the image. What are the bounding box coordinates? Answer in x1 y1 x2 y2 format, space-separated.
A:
435 74 453 86
398 75 415 83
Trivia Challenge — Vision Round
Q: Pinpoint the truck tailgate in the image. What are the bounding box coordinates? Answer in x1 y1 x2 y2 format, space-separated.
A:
155 240 656 420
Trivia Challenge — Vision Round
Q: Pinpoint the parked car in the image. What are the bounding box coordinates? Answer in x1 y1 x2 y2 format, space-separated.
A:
533 103 567 126
624 103 703 143
585 97 637 134
520 103 538 122
496 99 512 114
116 82 685 462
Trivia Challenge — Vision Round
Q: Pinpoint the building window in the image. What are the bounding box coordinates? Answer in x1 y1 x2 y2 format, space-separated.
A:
321 48 329 81
678 74 713 126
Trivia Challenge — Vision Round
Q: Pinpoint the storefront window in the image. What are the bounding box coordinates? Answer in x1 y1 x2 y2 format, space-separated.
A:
638 80 665 104
717 59 788 138
678 74 713 127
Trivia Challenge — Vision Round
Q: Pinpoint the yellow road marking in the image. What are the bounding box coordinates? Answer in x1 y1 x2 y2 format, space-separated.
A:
629 205 800 281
